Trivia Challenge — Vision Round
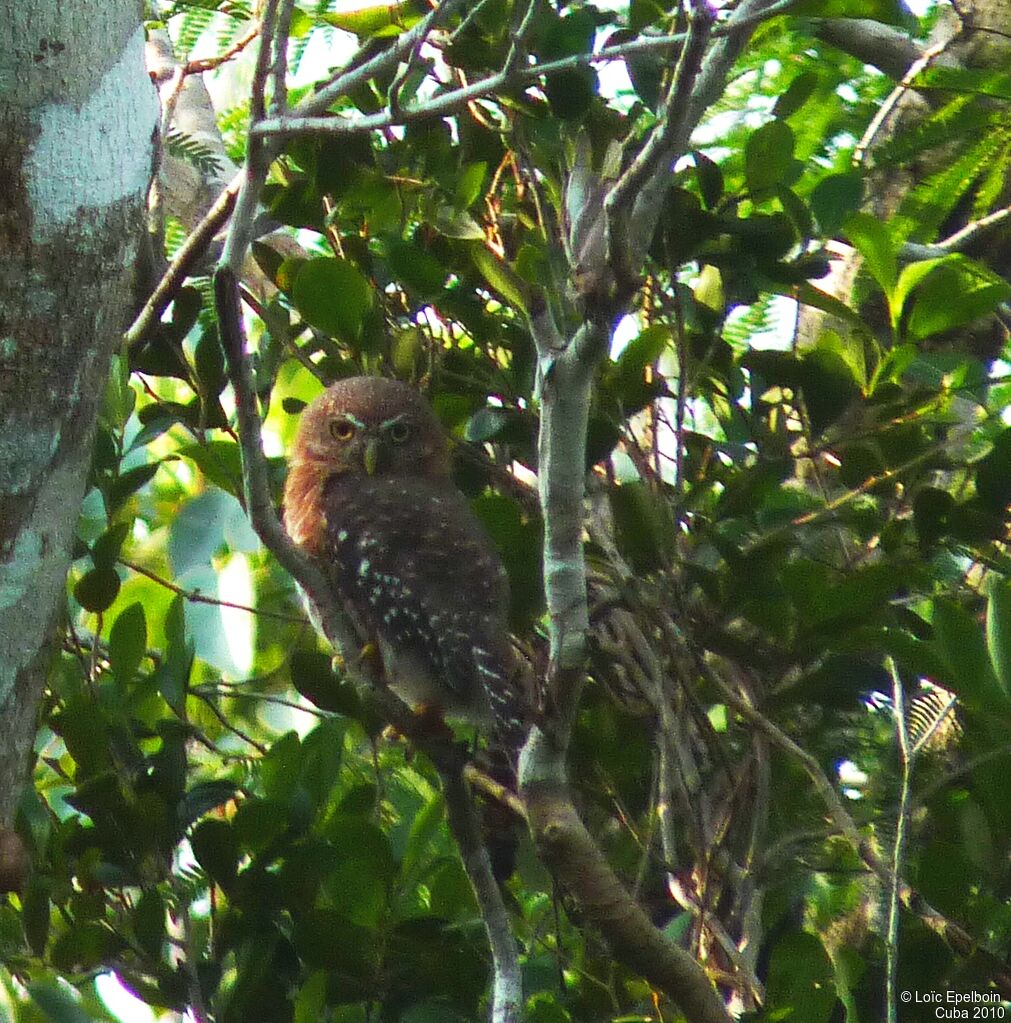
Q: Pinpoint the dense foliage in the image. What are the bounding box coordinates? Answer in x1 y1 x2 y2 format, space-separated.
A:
5 0 1011 1020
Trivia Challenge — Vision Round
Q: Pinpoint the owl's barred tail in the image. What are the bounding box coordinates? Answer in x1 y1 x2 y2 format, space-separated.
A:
473 641 535 756
472 645 533 882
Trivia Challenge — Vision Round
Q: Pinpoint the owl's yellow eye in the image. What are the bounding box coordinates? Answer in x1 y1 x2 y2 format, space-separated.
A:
330 419 355 442
388 421 411 443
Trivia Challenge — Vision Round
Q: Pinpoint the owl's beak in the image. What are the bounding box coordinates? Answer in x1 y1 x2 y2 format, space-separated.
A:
364 437 383 476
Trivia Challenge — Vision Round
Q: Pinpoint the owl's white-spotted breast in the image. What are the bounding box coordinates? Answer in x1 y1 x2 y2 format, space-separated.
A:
283 376 526 748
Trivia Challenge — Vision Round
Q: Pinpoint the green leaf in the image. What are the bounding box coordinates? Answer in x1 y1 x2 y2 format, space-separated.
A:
773 71 819 119
322 817 396 926
913 65 1011 101
291 257 373 340
27 982 91 1023
294 971 328 1023
293 909 380 979
986 579 1011 700
261 731 302 802
844 212 897 300
471 245 530 315
321 0 419 36
906 256 1011 341
91 522 130 569
180 781 240 828
385 238 448 297
155 594 192 713
106 462 160 513
290 649 362 717
975 429 1011 512
892 256 951 325
931 598 1000 710
22 880 50 956
103 354 134 429
74 566 121 613
745 120 795 194
810 172 864 235
787 283 864 326
539 9 598 120
465 407 511 443
765 931 837 1023
133 889 165 957
109 602 147 682
433 205 485 240
400 792 446 888
613 325 671 393
692 151 723 209
798 345 861 431
191 818 239 890
835 627 952 684
609 481 676 572
195 328 227 398
455 161 487 209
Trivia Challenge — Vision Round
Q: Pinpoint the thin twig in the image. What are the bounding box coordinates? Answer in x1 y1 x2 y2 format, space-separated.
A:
900 204 1011 261
184 22 261 75
704 659 1011 995
886 657 910 1023
253 0 794 142
118 558 302 622
853 27 961 166
125 179 240 348
192 688 270 754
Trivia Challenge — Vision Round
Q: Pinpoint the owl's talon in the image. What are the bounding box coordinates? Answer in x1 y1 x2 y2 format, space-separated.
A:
412 702 456 741
381 704 454 746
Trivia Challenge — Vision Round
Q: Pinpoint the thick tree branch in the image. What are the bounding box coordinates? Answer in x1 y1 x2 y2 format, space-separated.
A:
813 17 926 79
443 768 522 1023
514 7 803 1020
606 0 715 281
624 0 789 268
523 784 732 1023
125 178 239 347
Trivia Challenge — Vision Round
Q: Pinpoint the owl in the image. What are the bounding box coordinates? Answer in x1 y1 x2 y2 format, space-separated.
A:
283 376 527 750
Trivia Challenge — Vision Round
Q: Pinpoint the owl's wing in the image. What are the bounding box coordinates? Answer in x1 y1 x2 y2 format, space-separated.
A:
320 474 518 732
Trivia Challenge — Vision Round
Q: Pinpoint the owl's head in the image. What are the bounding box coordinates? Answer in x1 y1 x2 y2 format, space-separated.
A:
292 376 450 478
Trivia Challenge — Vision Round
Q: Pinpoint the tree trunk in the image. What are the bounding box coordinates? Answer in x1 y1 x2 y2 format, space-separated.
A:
0 2 157 833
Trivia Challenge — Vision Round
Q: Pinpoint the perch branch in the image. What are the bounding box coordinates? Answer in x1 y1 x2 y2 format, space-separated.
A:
213 8 523 1021
443 768 522 1023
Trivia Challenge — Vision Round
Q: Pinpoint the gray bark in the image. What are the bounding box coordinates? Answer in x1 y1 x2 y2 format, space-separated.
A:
0 1 157 828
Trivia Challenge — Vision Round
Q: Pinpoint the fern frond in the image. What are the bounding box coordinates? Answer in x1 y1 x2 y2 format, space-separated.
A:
871 94 991 168
176 7 215 56
973 134 1011 221
723 293 779 348
908 682 960 756
894 131 1008 242
166 129 224 177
